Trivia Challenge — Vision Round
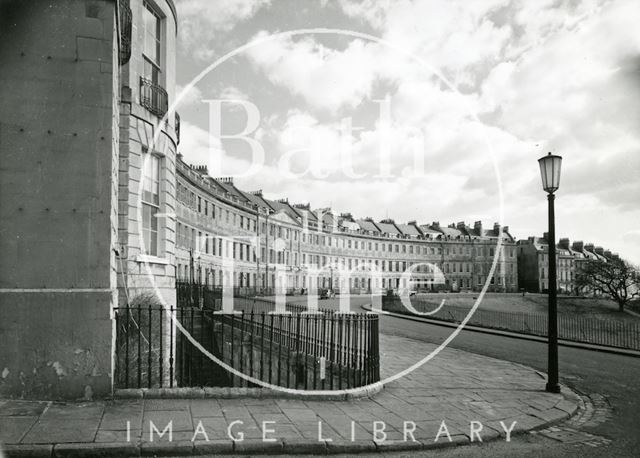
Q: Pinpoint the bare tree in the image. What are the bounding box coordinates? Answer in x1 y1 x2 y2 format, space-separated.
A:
576 258 640 311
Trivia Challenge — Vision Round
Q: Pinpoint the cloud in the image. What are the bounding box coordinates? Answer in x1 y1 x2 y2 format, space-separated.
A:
175 0 640 264
245 32 381 113
623 231 640 246
175 84 203 108
177 0 271 61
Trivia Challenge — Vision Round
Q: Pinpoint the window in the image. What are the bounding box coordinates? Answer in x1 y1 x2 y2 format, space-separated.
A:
142 150 160 256
142 2 161 83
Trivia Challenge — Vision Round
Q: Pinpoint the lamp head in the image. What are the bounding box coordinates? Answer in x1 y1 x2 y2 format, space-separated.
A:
538 152 562 193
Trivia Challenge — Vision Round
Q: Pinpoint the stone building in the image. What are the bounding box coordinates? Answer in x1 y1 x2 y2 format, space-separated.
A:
0 0 178 399
174 158 519 295
517 235 616 294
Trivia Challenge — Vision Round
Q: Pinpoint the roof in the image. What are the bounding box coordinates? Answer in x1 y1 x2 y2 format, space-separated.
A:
290 205 318 223
419 225 442 237
440 226 464 239
265 199 301 222
237 190 273 212
376 221 400 235
396 223 421 237
356 219 379 233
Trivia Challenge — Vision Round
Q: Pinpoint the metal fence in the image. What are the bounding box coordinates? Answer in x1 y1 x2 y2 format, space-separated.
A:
382 297 640 351
114 285 380 390
139 76 168 118
173 308 379 390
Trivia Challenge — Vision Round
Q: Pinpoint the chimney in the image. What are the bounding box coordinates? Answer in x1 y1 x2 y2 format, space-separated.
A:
559 238 570 249
276 198 289 204
432 221 441 229
193 165 208 175
473 221 483 235
448 223 456 229
493 222 501 233
293 203 310 210
408 220 417 226
543 232 549 242
572 240 584 251
611 253 620 260
604 250 613 258
215 176 233 184
502 225 509 233
595 246 604 255
250 189 263 196
585 243 595 252
456 221 466 231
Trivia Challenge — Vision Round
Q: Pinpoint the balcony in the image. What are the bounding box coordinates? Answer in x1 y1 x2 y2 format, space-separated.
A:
140 77 168 118
118 0 132 65
175 111 181 145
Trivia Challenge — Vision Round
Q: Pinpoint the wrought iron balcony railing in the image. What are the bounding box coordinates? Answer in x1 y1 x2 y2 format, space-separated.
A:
118 0 132 65
175 111 181 145
140 77 168 118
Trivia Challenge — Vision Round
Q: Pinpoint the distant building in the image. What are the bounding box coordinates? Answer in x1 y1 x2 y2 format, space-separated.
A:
517 235 617 294
174 157 519 295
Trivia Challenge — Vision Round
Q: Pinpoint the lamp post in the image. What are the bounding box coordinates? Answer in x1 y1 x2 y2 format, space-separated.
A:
538 152 562 394
255 204 261 295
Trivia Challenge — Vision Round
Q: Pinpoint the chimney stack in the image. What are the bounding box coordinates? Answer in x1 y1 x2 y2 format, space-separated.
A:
594 246 605 255
572 240 584 251
585 243 595 252
193 164 209 175
559 238 570 249
473 221 483 235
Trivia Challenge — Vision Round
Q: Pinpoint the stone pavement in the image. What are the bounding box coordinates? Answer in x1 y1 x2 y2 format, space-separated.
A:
0 333 580 457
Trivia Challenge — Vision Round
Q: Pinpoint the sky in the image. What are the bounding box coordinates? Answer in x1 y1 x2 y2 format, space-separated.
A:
172 0 640 264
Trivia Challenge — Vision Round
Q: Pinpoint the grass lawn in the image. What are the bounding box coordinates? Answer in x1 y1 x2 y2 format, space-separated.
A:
412 292 639 325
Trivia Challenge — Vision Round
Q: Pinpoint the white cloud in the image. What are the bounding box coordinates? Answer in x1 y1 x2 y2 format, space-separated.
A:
246 32 380 113
175 84 203 108
175 0 640 263
177 0 271 60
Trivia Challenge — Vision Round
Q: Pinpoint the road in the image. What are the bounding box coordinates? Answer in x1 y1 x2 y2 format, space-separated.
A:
310 296 640 456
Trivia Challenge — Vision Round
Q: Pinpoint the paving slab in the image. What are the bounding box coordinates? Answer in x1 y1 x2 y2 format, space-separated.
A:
0 333 580 457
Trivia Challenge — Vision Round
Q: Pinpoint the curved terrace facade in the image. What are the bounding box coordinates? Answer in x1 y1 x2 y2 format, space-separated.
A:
175 157 519 294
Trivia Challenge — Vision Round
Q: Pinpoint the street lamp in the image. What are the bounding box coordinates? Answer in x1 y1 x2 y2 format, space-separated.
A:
538 152 562 394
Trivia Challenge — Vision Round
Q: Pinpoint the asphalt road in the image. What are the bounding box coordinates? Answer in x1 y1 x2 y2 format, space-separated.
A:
376 308 640 457
305 296 640 456
191 296 638 457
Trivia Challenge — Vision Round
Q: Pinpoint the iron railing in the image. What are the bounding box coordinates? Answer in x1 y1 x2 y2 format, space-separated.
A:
140 77 168 118
173 308 379 390
114 284 380 390
382 297 640 351
175 111 181 144
118 0 132 65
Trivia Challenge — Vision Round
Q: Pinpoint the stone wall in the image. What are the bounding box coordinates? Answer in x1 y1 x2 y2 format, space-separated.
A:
0 0 119 399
